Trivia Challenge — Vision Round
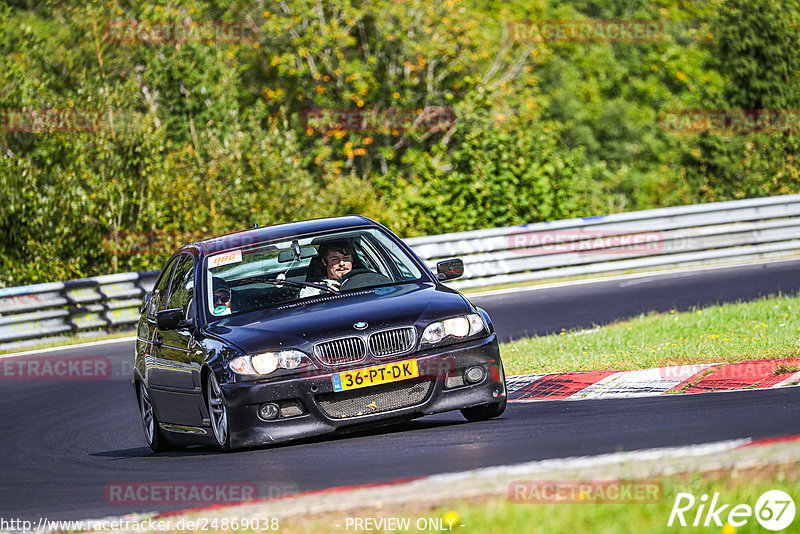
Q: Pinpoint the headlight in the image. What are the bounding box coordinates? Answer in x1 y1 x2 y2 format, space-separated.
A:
251 352 278 375
229 356 255 375
421 313 487 345
467 313 486 335
277 350 303 369
229 349 306 376
421 321 446 344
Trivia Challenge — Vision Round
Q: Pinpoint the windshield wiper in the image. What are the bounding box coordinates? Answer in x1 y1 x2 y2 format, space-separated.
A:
253 277 338 294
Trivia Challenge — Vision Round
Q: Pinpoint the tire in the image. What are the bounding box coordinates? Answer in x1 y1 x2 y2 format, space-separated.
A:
460 396 507 422
206 373 233 451
138 381 173 452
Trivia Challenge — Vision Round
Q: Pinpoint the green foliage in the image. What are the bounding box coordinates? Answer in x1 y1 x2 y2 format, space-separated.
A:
679 0 800 202
712 0 800 110
1 0 800 285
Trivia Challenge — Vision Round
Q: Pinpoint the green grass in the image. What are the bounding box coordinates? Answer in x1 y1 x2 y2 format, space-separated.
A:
499 293 800 376
422 473 797 534
773 363 800 375
278 464 799 533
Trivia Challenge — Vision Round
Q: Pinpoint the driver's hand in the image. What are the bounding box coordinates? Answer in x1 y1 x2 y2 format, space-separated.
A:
325 279 341 290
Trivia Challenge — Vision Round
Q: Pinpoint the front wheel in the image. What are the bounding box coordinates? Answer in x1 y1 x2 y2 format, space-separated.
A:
206 373 232 451
460 396 507 422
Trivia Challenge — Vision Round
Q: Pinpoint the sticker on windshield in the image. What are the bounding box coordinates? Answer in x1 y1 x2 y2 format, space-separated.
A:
209 250 242 269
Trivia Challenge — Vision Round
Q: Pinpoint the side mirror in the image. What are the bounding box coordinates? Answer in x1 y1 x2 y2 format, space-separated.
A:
436 258 464 281
156 308 187 330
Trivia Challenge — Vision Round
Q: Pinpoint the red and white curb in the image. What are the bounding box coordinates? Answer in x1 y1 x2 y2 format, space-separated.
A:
3 339 799 401
507 358 800 401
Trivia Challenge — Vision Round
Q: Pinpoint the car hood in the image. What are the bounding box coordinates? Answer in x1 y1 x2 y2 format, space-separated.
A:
204 282 472 355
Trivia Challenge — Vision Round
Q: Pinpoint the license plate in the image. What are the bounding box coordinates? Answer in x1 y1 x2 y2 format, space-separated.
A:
332 360 419 392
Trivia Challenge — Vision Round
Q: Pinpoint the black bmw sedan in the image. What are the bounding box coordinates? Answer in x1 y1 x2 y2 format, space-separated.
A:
133 216 506 451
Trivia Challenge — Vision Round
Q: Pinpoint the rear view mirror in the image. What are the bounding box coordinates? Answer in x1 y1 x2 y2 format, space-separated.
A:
436 258 464 281
278 246 318 263
299 246 318 259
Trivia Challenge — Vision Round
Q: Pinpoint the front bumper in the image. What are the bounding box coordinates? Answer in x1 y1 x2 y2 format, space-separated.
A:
221 333 505 449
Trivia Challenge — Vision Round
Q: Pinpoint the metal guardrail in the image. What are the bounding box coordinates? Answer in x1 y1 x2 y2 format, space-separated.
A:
2 195 800 351
407 194 800 290
0 272 158 351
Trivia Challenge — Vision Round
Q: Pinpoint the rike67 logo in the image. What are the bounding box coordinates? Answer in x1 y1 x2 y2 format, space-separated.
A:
668 490 795 531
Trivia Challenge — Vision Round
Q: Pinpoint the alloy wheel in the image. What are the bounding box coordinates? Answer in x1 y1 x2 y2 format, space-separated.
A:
206 373 229 447
138 381 155 444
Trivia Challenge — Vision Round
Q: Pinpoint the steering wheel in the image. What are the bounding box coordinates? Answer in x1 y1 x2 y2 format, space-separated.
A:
338 268 391 290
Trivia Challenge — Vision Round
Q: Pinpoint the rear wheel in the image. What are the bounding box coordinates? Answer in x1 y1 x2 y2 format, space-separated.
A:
206 373 232 451
460 396 507 422
138 381 173 452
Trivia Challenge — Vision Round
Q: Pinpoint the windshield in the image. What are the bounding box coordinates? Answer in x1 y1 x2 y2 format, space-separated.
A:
204 227 427 318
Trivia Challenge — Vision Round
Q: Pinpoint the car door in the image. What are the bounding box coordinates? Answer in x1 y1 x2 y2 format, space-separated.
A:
149 253 204 425
141 256 178 389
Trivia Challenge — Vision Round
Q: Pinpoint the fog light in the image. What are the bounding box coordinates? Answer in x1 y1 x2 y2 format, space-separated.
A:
445 373 465 389
258 402 280 420
465 366 485 384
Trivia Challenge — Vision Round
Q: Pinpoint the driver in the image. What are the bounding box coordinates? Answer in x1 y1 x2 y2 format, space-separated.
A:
212 286 232 316
299 241 355 297
320 241 355 286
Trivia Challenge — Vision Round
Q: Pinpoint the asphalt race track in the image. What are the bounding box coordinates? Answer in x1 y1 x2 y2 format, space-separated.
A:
2 260 800 521
475 259 800 341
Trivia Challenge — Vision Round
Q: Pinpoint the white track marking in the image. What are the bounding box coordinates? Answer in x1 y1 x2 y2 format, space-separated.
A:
570 364 720 399
774 370 800 388
0 336 136 360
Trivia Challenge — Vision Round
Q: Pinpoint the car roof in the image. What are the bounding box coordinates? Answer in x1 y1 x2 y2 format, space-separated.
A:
180 215 381 257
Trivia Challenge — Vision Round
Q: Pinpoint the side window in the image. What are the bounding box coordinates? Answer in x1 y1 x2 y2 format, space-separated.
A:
148 257 178 318
167 254 195 317
358 237 392 278
375 234 420 279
